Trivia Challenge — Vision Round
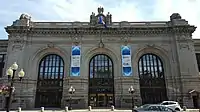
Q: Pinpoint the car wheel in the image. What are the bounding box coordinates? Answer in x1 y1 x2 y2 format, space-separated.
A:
175 108 180 111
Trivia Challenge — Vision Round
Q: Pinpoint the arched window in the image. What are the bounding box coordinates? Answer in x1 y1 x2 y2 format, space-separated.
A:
38 54 64 80
89 54 113 79
138 53 167 104
35 54 64 108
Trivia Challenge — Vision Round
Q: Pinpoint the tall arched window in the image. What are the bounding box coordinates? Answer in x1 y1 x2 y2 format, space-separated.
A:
88 54 114 107
35 54 64 108
138 53 167 104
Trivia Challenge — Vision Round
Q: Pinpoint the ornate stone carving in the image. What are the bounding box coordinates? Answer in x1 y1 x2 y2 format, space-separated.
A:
89 7 112 26
19 14 31 20
170 13 182 20
98 6 104 14
12 13 31 26
90 12 97 25
10 35 26 52
121 36 129 45
98 39 104 48
47 42 55 48
179 43 190 50
70 29 82 44
106 12 112 25
12 44 23 51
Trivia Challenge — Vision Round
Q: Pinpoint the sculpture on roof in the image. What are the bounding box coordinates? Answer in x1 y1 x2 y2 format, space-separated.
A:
19 13 31 20
106 12 112 24
170 13 182 20
90 12 96 25
98 6 104 14
90 7 112 26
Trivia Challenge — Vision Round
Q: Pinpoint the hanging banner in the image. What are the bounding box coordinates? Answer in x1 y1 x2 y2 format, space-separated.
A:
121 45 132 76
71 45 81 76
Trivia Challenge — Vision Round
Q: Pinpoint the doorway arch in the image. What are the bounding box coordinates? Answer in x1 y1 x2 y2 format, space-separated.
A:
35 54 64 108
138 53 168 104
88 54 115 107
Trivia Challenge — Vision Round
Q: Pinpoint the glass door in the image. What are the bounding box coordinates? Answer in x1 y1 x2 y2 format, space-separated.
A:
97 94 106 107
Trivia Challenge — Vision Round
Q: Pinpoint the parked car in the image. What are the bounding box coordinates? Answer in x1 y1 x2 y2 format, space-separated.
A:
133 104 176 112
160 101 181 111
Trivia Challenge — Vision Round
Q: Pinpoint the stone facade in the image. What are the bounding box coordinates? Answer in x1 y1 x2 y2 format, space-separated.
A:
0 8 200 109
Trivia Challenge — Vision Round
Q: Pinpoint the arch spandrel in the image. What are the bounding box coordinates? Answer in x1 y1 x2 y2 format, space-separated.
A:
29 46 70 80
132 46 171 78
82 47 121 78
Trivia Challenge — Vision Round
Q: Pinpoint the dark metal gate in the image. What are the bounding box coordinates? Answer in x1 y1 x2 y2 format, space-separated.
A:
138 53 168 104
88 54 114 107
35 54 64 108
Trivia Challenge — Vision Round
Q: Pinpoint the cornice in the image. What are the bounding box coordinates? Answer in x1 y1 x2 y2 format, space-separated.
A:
5 25 196 38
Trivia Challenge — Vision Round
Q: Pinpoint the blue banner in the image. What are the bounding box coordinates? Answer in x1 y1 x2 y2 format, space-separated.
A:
71 45 81 76
121 45 132 76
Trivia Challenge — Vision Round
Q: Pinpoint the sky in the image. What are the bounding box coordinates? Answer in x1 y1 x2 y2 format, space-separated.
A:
0 0 200 39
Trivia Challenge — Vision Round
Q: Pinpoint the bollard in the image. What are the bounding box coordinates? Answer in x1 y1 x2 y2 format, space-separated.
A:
41 107 44 112
183 106 187 111
65 106 69 112
111 105 115 111
18 107 21 112
88 106 92 111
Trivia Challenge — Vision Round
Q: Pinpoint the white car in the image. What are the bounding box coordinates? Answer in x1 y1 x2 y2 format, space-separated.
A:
160 101 182 111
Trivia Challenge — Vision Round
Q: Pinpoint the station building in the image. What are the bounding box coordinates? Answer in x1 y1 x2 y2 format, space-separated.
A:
0 7 200 109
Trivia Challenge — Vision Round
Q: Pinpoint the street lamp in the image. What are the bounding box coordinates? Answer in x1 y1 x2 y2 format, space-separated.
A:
68 86 75 110
128 86 135 110
6 62 25 112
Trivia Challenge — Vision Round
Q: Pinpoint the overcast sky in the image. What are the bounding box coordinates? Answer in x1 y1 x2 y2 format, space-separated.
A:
0 0 199 39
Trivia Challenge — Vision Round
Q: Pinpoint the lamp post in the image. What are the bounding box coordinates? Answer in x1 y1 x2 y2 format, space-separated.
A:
68 86 75 110
6 62 25 112
128 86 135 110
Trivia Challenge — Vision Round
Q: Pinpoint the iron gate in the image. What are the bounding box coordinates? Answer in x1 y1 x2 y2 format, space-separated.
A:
35 54 64 108
138 53 168 104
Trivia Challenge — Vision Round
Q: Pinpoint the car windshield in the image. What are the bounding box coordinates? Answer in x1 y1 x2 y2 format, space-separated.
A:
137 104 151 110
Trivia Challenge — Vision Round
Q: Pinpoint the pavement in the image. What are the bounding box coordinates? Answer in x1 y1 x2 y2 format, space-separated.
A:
0 109 199 112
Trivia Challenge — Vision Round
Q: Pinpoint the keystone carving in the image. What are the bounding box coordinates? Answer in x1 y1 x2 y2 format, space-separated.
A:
146 44 156 48
47 42 55 48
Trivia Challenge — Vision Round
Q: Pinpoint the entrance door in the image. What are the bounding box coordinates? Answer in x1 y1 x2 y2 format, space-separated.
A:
88 54 114 107
192 96 199 108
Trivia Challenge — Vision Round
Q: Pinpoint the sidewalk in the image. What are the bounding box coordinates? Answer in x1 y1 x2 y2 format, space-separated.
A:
0 109 199 112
